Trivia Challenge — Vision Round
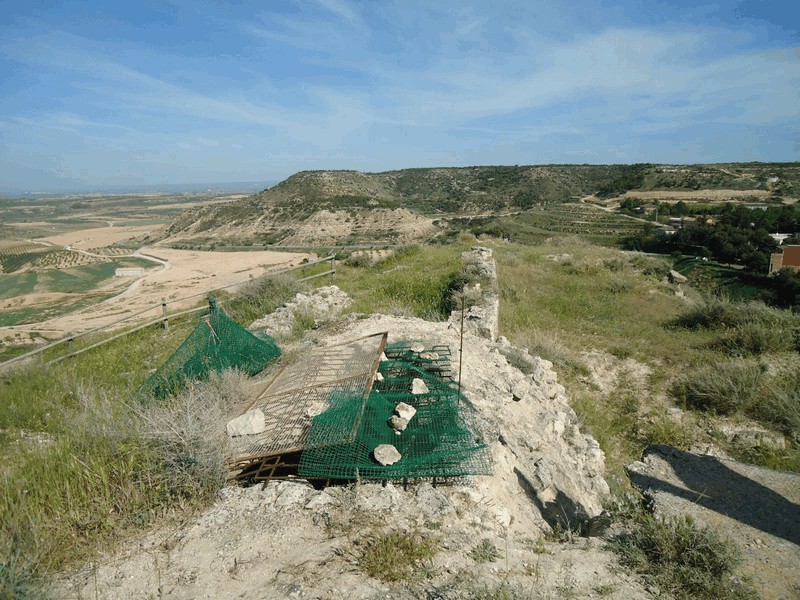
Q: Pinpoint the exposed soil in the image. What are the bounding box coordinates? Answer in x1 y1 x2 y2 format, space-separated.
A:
43 225 156 249
54 313 647 600
628 445 800 599
0 247 313 341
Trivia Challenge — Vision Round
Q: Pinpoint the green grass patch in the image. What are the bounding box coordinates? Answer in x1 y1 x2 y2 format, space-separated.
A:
358 530 437 582
494 239 798 475
611 515 757 600
0 310 235 595
336 243 471 319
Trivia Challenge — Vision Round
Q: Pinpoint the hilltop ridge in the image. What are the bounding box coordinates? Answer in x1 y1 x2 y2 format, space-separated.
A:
153 163 800 248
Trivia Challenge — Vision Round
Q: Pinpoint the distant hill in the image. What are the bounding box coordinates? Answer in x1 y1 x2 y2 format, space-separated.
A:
153 163 800 248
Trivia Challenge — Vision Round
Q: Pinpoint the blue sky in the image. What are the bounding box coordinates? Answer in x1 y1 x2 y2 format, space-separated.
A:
0 0 798 191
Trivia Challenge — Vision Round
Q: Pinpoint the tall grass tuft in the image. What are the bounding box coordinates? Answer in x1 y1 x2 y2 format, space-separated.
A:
672 297 794 331
711 321 795 356
671 359 765 415
611 515 756 600
0 369 241 595
752 370 800 437
220 273 304 325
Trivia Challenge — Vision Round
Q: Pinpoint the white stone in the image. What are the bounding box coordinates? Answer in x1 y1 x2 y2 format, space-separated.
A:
373 444 402 466
375 371 385 382
394 402 417 421
226 409 266 437
669 269 688 284
411 378 429 395
410 343 425 353
389 415 409 432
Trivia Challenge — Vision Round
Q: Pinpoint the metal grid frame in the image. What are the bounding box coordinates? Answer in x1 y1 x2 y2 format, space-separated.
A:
228 332 387 478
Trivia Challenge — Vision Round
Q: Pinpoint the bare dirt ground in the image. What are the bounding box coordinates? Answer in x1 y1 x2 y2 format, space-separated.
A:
628 445 800 599
0 247 313 341
54 313 648 600
42 225 156 249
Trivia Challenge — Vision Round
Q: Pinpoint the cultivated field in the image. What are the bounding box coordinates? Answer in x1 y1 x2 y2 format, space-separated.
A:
0 192 313 348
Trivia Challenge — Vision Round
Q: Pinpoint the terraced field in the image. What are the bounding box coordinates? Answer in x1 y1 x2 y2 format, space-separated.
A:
461 203 651 245
0 242 58 273
519 204 647 236
0 257 155 326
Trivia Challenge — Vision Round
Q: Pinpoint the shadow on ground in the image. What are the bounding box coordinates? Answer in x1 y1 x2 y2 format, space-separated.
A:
627 444 800 546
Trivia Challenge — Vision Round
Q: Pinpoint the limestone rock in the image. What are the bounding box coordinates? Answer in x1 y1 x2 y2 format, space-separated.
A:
394 402 417 421
226 409 266 437
248 286 351 337
668 269 688 284
373 444 402 465
389 415 409 433
411 378 429 395
448 247 499 341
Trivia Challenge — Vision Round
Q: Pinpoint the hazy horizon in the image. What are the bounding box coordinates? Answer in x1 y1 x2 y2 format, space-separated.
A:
1 0 798 194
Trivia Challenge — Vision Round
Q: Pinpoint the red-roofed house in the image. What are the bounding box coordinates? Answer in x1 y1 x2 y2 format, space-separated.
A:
769 245 800 274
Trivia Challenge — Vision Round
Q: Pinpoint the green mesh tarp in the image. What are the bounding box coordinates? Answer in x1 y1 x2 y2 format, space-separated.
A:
136 297 280 402
298 341 492 480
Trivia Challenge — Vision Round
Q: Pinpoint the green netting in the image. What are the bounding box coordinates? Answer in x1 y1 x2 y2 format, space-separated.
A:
136 297 280 402
298 341 492 480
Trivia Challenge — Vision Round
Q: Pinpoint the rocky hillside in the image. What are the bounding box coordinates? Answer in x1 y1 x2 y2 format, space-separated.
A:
153 163 800 247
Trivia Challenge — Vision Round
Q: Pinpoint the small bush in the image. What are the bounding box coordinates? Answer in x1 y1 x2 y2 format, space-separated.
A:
671 360 765 415
611 515 755 600
751 370 800 437
711 321 794 356
136 370 241 497
672 298 791 331
469 539 501 563
358 530 437 582
344 253 371 268
223 274 302 325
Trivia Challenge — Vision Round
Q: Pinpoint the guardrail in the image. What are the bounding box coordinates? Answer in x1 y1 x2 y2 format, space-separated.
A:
0 254 335 372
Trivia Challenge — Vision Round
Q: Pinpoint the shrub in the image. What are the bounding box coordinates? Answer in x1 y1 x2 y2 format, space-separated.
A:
135 370 241 498
222 273 302 325
671 360 765 415
611 515 756 600
672 298 790 331
711 321 795 356
343 253 371 268
750 370 800 437
358 530 437 582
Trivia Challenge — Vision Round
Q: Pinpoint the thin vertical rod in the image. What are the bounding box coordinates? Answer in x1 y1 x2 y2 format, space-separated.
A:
458 295 465 403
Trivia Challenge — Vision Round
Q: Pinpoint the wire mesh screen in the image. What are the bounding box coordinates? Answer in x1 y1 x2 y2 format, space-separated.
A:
297 341 492 480
228 332 387 467
136 297 281 403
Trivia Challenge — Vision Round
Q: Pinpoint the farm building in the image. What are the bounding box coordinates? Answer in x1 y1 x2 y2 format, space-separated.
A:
115 267 144 277
769 245 800 274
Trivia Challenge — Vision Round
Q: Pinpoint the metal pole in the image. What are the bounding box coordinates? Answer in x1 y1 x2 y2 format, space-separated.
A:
458 296 465 403
161 297 168 330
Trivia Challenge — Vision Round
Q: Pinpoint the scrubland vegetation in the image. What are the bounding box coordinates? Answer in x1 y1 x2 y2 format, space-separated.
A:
3 230 799 597
0 275 305 595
